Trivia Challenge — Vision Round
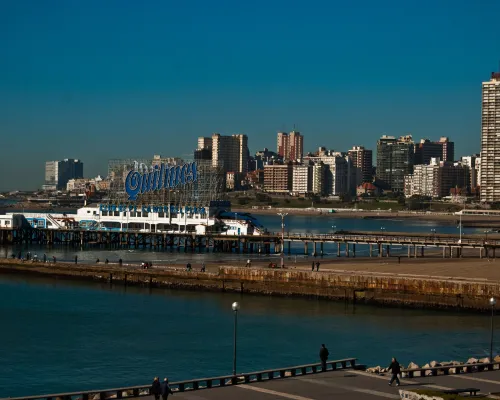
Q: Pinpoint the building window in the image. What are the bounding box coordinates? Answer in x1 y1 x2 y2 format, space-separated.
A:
136 212 142 217
102 211 108 216
158 212 165 218
143 212 149 217
114 211 119 216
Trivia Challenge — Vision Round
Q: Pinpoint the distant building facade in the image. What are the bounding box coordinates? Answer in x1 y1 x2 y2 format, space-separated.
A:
264 164 293 193
44 159 83 191
347 146 373 185
212 134 249 175
414 137 454 165
404 158 469 198
376 135 414 192
276 131 304 161
480 71 500 202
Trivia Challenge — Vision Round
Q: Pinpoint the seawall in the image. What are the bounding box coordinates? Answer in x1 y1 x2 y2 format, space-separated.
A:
1 259 499 311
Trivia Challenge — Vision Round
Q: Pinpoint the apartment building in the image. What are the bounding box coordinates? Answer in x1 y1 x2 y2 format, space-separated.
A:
212 133 249 174
263 164 293 193
376 135 414 192
480 72 500 202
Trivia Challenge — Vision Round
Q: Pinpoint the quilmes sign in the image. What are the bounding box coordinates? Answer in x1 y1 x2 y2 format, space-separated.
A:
125 161 197 201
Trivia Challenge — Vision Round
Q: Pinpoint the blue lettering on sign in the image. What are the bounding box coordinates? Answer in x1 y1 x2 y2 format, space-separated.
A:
125 161 198 201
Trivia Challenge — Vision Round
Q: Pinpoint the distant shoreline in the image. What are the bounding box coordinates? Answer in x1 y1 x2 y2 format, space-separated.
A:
233 207 500 226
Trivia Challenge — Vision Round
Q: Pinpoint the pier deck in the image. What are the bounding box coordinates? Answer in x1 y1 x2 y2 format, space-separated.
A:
142 369 500 399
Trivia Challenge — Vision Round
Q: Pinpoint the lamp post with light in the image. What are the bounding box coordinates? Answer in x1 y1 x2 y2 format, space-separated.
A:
490 297 496 362
232 301 240 376
277 212 288 268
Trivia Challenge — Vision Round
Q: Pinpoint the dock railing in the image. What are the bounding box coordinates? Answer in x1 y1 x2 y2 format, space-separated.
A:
1 358 357 400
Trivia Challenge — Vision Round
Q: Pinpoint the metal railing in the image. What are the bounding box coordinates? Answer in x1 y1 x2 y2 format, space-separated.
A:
1 358 357 400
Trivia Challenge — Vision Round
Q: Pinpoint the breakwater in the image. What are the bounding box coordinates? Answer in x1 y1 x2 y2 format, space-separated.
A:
1 259 499 311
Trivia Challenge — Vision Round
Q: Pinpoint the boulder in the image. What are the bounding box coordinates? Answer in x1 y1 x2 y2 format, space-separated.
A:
430 361 441 368
466 357 479 364
407 362 419 369
495 355 500 363
479 357 490 363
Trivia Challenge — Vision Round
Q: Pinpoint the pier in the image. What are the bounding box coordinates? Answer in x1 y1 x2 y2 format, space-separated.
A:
0 227 499 259
2 259 500 310
5 359 500 400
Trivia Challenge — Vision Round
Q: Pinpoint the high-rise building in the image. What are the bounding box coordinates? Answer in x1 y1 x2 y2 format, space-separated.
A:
197 137 213 150
277 132 289 158
376 135 414 192
347 146 373 185
288 131 304 161
44 159 83 190
276 131 304 161
481 71 500 202
461 154 480 191
212 134 249 175
414 137 454 165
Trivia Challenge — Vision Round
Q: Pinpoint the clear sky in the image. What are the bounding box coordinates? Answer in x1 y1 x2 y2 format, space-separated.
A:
1 0 499 191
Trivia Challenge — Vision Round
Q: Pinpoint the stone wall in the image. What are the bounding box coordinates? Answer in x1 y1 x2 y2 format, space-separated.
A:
1 259 499 311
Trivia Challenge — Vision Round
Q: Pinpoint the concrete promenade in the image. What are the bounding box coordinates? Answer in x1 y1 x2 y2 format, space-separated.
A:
140 370 500 399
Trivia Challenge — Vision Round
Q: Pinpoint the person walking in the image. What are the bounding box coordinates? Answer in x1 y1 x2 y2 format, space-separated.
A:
52 256 56 263
201 262 206 272
151 377 161 400
319 344 329 371
387 357 401 386
119 258 123 266
160 377 174 399
43 253 46 263
75 255 78 265
246 258 251 268
316 261 320 272
311 261 315 271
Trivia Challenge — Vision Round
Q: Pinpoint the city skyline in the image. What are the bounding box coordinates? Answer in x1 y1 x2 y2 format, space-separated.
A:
2 0 499 191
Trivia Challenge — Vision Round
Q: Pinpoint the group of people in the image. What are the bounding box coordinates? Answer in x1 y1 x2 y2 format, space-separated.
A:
312 261 321 271
319 344 401 387
151 377 173 399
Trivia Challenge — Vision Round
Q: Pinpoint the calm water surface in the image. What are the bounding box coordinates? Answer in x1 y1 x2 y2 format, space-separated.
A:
0 272 497 398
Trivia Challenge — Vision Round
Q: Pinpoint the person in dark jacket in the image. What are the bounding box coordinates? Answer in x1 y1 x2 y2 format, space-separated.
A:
387 357 401 386
311 261 315 271
319 344 329 371
151 377 161 400
160 377 174 399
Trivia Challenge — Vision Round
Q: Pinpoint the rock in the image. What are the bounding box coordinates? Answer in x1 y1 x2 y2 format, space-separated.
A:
495 355 500 363
479 357 490 363
467 357 479 364
366 366 381 373
430 361 441 368
422 363 430 369
407 362 419 369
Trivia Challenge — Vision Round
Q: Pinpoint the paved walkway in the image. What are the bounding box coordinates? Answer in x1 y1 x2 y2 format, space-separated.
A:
140 370 500 399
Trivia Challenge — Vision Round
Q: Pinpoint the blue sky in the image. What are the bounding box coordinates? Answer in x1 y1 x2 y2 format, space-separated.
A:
1 0 499 191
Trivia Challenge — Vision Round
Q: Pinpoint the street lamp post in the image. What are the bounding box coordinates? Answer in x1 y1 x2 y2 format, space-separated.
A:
232 301 240 376
277 212 288 268
490 297 496 362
